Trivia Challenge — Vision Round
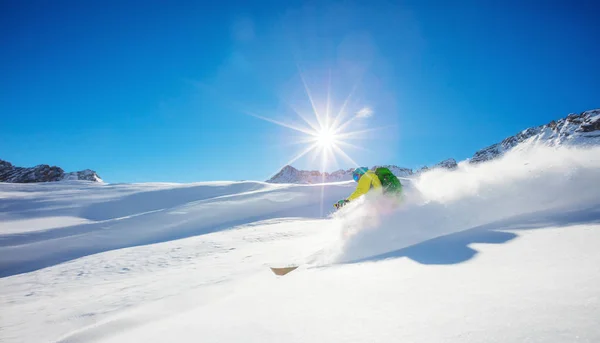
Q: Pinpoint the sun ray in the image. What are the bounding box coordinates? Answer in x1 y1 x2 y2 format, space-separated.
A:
280 136 321 147
289 135 320 145
332 113 361 135
245 111 315 136
336 126 392 140
309 144 322 165
326 69 332 129
320 147 327 174
336 140 371 152
326 144 341 173
287 142 319 166
330 79 361 131
319 145 329 216
332 144 362 168
297 64 324 130
268 143 319 179
284 102 320 133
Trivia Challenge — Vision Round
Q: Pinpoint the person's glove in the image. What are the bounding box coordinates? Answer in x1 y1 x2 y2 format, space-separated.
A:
334 199 349 209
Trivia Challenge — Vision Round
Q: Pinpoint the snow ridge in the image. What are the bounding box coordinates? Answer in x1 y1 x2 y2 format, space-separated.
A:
470 108 600 163
0 159 102 183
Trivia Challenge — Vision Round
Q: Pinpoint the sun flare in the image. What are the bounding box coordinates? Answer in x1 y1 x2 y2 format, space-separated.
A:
246 68 383 184
315 128 336 149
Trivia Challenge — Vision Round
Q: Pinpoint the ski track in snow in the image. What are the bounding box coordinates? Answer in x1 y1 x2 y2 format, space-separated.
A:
1 145 600 343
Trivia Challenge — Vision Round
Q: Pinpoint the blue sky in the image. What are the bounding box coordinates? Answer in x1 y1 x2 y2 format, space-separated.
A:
1 1 598 183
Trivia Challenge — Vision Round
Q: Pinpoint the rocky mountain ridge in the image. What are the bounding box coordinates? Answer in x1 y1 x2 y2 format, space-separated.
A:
266 160 458 184
0 159 102 183
470 108 599 163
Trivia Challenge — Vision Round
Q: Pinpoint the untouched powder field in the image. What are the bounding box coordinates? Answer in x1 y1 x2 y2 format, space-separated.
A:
1 145 600 343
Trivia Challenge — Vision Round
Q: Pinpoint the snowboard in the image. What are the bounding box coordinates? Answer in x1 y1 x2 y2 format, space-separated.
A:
269 265 298 276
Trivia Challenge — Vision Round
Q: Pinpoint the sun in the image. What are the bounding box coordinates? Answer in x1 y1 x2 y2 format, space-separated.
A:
245 67 383 180
315 128 336 149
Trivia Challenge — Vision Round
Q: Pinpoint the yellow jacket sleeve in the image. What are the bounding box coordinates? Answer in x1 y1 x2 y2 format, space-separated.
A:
347 172 381 201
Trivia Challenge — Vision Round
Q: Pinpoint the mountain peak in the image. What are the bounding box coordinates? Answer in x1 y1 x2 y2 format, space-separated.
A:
0 159 103 183
470 108 600 164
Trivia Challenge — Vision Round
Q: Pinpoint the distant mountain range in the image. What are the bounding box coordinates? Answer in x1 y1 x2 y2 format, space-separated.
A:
0 159 102 183
2 109 597 184
266 160 457 184
267 108 600 184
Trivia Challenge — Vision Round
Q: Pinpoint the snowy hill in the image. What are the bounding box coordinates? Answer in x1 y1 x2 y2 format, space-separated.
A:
1 144 600 343
471 108 600 163
0 159 102 183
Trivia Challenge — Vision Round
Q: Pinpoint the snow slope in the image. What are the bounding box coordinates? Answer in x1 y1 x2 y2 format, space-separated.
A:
1 145 600 343
0 181 352 277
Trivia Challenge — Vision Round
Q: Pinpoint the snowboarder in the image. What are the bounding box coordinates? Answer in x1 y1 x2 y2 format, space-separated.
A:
334 167 402 209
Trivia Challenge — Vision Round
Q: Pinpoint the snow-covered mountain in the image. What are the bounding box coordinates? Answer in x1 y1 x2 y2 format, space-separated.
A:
414 158 458 174
470 108 600 163
267 164 416 184
266 165 353 184
0 159 102 183
267 161 456 184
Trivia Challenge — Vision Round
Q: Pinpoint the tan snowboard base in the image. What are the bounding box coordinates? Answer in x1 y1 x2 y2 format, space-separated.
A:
269 266 298 276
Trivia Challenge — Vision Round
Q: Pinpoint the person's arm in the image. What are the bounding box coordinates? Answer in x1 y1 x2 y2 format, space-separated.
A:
347 174 372 201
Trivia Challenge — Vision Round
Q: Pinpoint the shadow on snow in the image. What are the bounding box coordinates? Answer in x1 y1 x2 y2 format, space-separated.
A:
346 205 600 265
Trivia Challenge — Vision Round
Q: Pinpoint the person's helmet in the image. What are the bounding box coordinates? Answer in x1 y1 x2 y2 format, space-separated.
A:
352 167 369 182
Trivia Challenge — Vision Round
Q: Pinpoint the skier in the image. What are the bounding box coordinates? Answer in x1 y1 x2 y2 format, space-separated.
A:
334 166 402 209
